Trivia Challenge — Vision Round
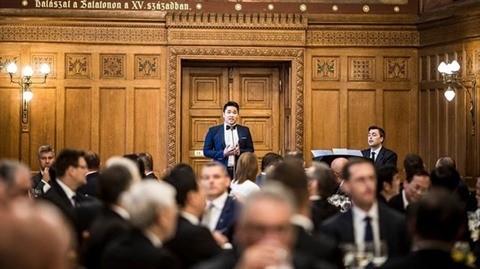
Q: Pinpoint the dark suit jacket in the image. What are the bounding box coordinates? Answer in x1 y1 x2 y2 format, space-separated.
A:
311 198 340 232
165 216 222 268
295 225 342 268
388 192 406 214
321 202 410 258
381 249 471 269
215 195 240 242
203 124 254 168
361 146 398 167
42 179 101 240
77 171 100 197
82 207 130 269
101 230 180 269
31 168 56 194
193 248 337 269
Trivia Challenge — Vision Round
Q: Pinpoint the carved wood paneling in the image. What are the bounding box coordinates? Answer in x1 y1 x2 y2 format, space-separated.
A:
100 54 126 79
347 90 376 149
307 26 419 47
99 88 126 162
349 57 375 81
0 87 20 159
65 53 91 79
312 57 339 81
169 47 303 168
0 22 167 44
64 87 92 150
384 57 409 81
311 89 340 149
134 55 160 79
32 53 56 78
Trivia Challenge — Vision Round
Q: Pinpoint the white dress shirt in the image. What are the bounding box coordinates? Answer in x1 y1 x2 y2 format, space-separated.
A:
352 202 380 246
111 205 130 220
401 189 410 210
56 179 76 207
39 170 52 193
143 229 162 248
181 211 200 226
203 192 228 231
224 123 239 167
370 146 382 161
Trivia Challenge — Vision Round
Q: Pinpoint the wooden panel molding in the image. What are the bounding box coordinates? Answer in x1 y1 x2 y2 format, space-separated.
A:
384 57 409 81
167 46 304 168
307 26 419 47
31 53 57 78
134 54 160 79
0 21 167 44
349 57 375 81
100 54 126 79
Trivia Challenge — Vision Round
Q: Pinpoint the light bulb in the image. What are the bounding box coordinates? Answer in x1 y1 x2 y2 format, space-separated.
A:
23 88 33 102
22 65 34 77
445 63 453 74
40 63 50 75
444 86 455 101
6 62 18 74
437 62 447 74
450 60 460 72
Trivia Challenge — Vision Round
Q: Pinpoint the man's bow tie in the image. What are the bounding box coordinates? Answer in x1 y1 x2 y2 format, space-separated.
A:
226 125 237 130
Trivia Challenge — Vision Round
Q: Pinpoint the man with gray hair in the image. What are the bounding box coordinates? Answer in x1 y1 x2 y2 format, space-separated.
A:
195 183 335 269
101 180 180 269
31 145 56 194
0 160 31 200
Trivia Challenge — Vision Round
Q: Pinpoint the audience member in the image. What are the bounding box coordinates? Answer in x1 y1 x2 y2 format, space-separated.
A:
388 170 430 214
106 156 142 183
376 164 400 203
77 151 101 197
195 183 336 269
231 152 260 200
361 125 398 167
42 148 101 240
139 152 158 180
0 160 31 200
331 157 349 191
266 161 341 267
163 163 223 268
31 145 56 194
322 158 410 259
102 180 179 269
305 162 340 231
403 154 425 181
199 162 240 242
0 200 75 269
256 152 283 186
123 153 146 179
435 156 476 211
82 165 133 269
285 151 305 168
382 189 469 269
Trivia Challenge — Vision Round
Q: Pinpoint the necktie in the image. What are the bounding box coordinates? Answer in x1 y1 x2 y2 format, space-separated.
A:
71 195 77 207
226 125 236 130
364 216 374 243
371 152 376 161
201 203 215 231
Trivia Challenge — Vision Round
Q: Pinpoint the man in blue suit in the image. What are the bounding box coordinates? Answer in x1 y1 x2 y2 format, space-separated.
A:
203 101 254 179
200 162 240 243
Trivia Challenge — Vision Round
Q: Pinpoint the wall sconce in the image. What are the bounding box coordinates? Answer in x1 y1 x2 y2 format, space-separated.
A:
438 60 477 135
6 62 50 128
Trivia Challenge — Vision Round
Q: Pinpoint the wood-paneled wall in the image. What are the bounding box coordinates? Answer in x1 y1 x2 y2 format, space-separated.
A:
0 43 167 173
305 48 419 169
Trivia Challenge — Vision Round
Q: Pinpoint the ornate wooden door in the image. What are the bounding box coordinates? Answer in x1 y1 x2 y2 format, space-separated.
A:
181 66 281 175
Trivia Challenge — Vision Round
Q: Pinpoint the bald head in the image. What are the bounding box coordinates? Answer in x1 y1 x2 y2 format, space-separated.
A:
331 157 349 183
0 200 74 269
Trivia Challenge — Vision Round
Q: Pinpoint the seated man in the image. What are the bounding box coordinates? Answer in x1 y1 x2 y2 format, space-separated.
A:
199 162 240 242
31 145 56 195
382 189 469 269
256 152 283 186
195 183 336 269
361 125 397 167
42 148 101 239
164 163 223 268
102 181 179 269
321 158 410 259
388 170 430 214
82 164 134 269
376 164 400 204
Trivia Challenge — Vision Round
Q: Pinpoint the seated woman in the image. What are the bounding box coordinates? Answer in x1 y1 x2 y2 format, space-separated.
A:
230 152 260 200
